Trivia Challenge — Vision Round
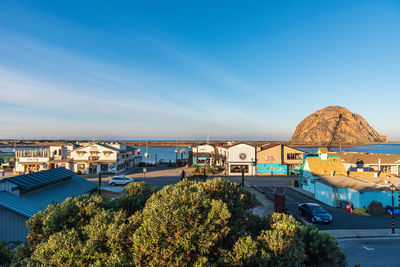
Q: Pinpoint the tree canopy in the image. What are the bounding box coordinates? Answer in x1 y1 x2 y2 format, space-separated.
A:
11 178 346 266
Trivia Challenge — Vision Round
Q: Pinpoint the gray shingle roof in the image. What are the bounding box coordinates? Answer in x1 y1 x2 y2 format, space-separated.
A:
0 175 97 218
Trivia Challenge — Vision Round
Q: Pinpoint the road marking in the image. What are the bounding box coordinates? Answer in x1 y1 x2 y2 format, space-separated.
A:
363 246 375 251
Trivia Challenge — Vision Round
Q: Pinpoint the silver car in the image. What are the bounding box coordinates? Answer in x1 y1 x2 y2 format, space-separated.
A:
109 176 135 186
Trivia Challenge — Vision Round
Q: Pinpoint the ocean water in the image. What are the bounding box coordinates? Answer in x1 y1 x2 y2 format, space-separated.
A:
2 144 400 158
136 146 190 163
0 146 190 163
299 144 400 155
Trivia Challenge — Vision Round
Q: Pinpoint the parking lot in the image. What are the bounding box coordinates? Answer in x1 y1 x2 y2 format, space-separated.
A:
259 186 400 230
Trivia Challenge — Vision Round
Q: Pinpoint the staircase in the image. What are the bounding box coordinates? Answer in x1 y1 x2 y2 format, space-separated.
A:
333 187 342 208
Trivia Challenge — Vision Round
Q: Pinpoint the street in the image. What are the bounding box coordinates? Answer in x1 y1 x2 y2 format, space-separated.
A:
259 185 400 230
86 167 400 231
340 237 400 267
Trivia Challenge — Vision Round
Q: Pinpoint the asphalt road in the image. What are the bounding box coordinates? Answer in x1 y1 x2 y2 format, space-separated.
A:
259 186 400 230
340 237 400 267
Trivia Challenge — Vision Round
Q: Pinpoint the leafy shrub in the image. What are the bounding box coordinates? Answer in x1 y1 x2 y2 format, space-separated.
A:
0 241 12 265
301 225 346 267
13 179 346 267
353 208 369 216
130 183 231 266
257 213 305 266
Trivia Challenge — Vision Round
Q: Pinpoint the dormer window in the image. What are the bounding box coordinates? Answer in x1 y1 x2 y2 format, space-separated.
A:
90 151 99 156
103 151 112 157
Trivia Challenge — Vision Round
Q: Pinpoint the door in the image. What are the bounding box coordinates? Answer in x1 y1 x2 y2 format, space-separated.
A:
89 163 97 174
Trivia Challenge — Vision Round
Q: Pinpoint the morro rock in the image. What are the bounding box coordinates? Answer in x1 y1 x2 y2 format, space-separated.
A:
290 106 388 145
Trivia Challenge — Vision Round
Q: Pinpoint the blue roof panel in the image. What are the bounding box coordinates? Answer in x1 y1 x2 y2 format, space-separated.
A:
0 175 98 218
3 168 76 190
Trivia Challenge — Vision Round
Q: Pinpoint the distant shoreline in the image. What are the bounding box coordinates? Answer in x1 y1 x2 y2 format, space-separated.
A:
0 139 399 148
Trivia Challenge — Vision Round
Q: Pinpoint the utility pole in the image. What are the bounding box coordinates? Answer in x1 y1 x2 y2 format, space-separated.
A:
390 184 397 234
241 169 245 188
98 173 102 195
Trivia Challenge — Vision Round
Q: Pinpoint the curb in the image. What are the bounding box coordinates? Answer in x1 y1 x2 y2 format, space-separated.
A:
251 185 265 194
334 235 400 240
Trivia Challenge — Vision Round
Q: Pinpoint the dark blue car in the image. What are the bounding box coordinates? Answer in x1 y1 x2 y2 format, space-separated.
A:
298 203 333 224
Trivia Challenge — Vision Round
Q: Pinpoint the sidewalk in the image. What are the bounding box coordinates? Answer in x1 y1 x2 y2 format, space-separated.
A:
323 229 400 239
246 186 274 217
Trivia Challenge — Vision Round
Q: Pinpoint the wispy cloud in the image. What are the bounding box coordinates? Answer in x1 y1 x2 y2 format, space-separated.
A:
0 32 269 139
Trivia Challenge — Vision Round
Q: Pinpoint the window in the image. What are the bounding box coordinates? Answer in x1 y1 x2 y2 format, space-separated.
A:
230 164 249 173
381 165 392 173
287 153 302 160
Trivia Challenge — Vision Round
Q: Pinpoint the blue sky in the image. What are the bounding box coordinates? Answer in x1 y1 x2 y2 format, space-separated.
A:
0 1 399 140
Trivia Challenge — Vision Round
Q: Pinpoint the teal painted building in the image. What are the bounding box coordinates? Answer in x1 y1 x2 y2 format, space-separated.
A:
257 163 287 175
302 153 400 209
193 156 210 166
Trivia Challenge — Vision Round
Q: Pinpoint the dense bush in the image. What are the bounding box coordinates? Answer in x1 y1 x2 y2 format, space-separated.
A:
12 179 346 266
0 241 13 265
301 225 346 267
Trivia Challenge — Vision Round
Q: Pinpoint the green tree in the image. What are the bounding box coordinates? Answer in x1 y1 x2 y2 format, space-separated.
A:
131 183 231 266
0 241 12 265
301 225 346 267
12 179 346 267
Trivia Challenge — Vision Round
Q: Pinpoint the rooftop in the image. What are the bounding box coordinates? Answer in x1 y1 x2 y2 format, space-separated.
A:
0 175 97 217
316 174 400 192
2 167 76 192
329 151 400 165
306 156 347 176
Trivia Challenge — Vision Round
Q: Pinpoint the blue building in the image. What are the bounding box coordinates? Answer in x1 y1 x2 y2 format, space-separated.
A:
0 168 97 242
302 149 399 209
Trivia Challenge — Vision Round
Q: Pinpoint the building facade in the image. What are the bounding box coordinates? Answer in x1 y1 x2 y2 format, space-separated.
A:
301 149 400 209
225 143 256 176
0 168 97 242
14 142 138 175
329 151 400 176
256 144 304 175
0 153 15 170
191 144 215 166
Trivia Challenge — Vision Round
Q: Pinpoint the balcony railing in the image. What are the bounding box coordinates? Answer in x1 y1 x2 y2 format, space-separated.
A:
16 149 50 158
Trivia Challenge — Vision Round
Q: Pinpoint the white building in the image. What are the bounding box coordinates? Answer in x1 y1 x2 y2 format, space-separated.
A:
225 143 256 176
14 142 138 175
192 144 215 154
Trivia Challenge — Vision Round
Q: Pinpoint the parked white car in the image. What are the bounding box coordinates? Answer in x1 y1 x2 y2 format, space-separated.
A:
109 176 135 186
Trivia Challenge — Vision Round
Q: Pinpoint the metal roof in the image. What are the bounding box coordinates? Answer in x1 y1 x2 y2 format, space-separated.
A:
0 175 97 218
2 168 75 190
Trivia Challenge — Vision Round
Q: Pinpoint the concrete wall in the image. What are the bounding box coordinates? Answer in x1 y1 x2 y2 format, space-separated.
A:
227 144 256 162
314 181 335 207
337 187 360 208
359 191 399 209
257 163 287 175
257 145 281 164
0 206 29 242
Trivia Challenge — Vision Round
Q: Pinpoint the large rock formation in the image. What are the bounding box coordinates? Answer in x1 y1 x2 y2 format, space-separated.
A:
290 106 388 145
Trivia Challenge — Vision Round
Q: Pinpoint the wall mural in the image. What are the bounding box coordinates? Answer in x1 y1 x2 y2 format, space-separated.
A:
257 163 287 174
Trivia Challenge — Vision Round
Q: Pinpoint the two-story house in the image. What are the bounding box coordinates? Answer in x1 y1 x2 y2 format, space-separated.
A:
256 143 305 175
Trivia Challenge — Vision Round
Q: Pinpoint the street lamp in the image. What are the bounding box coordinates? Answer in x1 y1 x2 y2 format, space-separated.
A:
390 184 397 234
